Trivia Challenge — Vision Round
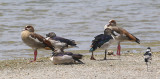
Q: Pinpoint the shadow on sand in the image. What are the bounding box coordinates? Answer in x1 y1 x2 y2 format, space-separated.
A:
96 58 121 61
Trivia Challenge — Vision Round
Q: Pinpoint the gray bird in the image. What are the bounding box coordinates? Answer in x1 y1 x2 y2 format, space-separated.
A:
46 32 78 53
50 52 83 65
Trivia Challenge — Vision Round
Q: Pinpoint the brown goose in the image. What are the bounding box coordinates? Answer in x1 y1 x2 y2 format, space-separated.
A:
21 25 55 62
104 20 140 55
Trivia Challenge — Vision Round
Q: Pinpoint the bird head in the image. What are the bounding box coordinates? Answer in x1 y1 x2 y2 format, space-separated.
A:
107 20 116 26
146 47 151 52
24 25 34 32
46 32 56 38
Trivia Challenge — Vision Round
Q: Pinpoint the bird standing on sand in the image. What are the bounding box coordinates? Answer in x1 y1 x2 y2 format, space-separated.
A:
50 52 83 65
46 32 78 53
104 20 140 55
144 47 152 65
89 28 115 60
21 26 55 62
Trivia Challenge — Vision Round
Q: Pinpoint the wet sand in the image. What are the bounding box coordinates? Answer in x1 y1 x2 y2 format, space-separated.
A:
0 52 160 79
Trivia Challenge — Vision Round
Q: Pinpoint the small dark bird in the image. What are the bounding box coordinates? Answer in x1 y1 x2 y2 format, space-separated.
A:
46 32 78 53
50 52 83 65
89 28 115 60
144 47 152 64
144 47 152 71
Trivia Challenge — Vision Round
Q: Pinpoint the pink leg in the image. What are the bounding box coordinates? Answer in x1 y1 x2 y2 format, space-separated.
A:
30 50 37 62
117 42 121 55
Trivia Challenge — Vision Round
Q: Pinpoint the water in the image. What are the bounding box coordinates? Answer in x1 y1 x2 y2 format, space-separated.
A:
0 0 160 60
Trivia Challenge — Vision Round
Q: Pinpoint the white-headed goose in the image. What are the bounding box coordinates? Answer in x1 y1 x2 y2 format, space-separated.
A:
21 25 55 62
104 20 140 55
89 28 115 60
46 32 78 53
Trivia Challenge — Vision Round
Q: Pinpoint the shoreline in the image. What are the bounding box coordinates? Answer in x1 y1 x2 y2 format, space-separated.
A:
0 51 160 79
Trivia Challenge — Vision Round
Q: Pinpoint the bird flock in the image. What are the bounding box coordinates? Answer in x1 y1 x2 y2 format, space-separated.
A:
21 19 148 65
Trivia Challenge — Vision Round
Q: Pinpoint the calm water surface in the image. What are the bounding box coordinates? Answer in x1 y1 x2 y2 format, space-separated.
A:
0 0 160 60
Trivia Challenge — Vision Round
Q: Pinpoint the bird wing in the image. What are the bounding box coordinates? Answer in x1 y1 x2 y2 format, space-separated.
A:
51 36 77 46
29 33 55 51
90 34 113 52
109 27 140 44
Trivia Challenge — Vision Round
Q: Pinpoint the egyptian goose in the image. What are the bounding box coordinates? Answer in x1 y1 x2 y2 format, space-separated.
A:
21 25 55 62
104 20 140 55
89 28 115 60
46 32 77 53
50 52 83 65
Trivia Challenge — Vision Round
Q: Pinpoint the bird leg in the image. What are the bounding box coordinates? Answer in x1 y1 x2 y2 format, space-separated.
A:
90 52 96 60
104 50 107 60
146 62 148 71
117 42 121 55
30 50 37 62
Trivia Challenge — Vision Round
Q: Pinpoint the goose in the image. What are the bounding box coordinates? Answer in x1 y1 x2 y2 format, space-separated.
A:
21 25 55 62
46 32 77 53
89 28 115 60
104 20 140 55
50 52 83 65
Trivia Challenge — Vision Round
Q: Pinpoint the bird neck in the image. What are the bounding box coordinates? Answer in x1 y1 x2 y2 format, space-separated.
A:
104 33 111 36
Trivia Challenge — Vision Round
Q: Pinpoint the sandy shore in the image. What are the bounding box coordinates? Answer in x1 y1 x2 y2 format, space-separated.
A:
0 52 160 79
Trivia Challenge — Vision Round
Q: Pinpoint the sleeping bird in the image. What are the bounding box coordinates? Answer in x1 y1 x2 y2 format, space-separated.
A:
50 52 83 65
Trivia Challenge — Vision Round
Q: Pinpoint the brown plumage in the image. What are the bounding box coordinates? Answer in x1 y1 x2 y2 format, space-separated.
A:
109 26 140 43
104 20 140 55
21 25 55 62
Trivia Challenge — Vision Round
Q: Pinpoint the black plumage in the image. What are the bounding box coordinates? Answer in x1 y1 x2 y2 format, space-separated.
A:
90 34 113 52
51 36 76 47
144 47 152 71
144 51 152 63
90 28 115 60
46 32 77 47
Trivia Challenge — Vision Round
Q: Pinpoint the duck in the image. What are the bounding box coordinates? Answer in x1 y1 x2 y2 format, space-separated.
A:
89 28 115 60
104 20 140 55
46 32 78 53
21 25 55 62
50 52 83 65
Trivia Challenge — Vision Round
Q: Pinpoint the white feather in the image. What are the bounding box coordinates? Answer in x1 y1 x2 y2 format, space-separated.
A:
28 35 43 43
104 24 108 30
50 55 75 64
100 39 115 49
